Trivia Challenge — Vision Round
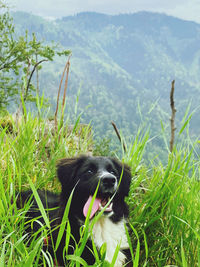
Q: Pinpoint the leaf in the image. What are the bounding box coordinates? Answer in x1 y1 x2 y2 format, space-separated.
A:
66 255 88 266
181 238 187 267
23 239 42 266
179 114 193 135
55 187 75 251
25 170 50 229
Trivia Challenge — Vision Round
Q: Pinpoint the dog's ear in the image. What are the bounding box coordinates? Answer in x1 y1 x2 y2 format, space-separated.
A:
57 155 87 192
110 158 132 197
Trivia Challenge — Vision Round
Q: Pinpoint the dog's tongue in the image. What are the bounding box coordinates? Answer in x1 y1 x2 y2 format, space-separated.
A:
83 196 101 219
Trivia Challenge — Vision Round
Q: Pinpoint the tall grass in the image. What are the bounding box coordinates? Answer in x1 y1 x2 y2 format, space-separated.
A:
0 107 93 266
126 123 200 266
0 106 199 266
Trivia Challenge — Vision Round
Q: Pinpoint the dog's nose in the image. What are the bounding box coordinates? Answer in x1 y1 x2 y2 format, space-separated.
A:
102 175 117 189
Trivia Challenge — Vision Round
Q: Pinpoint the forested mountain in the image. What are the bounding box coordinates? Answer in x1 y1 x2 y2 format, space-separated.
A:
12 11 200 156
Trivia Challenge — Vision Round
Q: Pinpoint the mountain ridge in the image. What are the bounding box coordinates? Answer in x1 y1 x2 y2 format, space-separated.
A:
11 11 200 157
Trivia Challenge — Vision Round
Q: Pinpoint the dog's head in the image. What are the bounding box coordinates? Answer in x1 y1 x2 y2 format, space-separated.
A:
57 155 132 219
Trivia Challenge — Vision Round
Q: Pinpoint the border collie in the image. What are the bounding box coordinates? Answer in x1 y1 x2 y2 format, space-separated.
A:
17 155 132 266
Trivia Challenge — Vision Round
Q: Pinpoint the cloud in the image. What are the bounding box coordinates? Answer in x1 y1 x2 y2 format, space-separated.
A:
166 0 200 23
6 0 200 23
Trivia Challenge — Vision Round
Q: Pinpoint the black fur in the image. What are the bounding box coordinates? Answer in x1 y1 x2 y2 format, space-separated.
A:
17 155 132 266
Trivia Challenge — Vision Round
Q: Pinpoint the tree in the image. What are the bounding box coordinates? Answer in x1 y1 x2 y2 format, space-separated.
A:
0 1 70 110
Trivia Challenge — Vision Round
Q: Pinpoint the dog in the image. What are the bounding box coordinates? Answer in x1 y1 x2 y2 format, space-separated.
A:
17 155 132 266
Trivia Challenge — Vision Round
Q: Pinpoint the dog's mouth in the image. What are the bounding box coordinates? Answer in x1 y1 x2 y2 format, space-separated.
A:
83 195 113 219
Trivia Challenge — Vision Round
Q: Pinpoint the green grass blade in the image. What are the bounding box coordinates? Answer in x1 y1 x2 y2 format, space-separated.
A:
179 114 193 135
64 221 71 255
23 239 43 266
128 223 140 266
173 216 200 241
66 255 88 266
110 243 121 266
0 240 6 267
25 170 50 228
142 230 148 261
181 238 187 267
55 187 75 251
133 239 140 267
124 223 134 261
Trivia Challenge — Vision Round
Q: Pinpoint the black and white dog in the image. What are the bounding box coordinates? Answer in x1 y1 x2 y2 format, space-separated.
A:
17 155 132 266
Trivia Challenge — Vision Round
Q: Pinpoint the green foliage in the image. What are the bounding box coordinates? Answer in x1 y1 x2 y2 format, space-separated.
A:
93 137 114 156
9 11 200 159
0 9 200 266
0 4 70 110
0 102 200 266
127 148 200 266
0 115 14 133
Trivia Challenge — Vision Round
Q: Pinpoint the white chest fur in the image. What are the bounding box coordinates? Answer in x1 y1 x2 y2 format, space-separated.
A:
92 217 129 267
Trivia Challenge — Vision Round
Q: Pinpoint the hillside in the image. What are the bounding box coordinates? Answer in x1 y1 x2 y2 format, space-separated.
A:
1 11 199 266
12 11 200 156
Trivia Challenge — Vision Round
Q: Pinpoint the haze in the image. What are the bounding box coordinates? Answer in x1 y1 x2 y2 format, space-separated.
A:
6 0 200 23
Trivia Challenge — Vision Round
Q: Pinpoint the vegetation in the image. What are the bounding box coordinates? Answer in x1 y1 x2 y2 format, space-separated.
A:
0 2 70 111
126 137 200 266
10 11 200 151
0 6 199 267
0 104 199 266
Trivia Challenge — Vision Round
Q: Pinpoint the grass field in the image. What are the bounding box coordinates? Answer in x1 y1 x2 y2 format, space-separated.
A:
0 109 199 266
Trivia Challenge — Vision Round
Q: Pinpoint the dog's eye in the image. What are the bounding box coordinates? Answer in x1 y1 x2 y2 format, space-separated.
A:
87 169 93 174
107 165 116 175
108 168 116 175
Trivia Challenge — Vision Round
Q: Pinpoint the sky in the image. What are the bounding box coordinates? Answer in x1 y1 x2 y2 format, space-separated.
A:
6 0 200 24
